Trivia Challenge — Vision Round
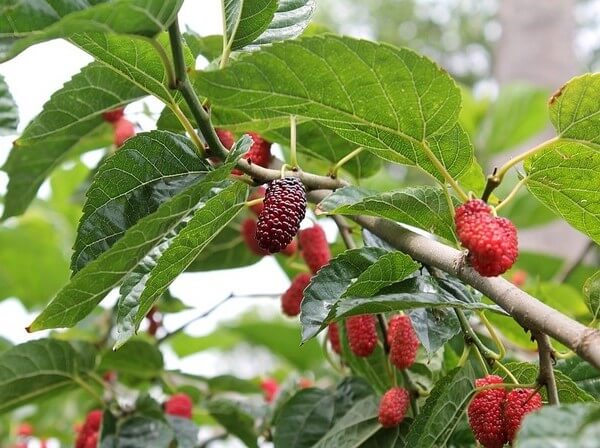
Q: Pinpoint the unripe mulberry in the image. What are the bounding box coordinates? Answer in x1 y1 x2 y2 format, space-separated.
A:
256 177 306 253
455 199 518 277
387 315 419 370
511 269 527 287
215 128 235 150
261 378 279 403
504 388 542 443
232 132 272 175
165 393 193 419
346 315 378 357
467 375 506 448
241 218 269 256
17 423 33 437
298 225 331 273
328 323 342 354
102 107 125 123
248 186 266 215
113 118 136 147
281 273 311 316
378 387 410 427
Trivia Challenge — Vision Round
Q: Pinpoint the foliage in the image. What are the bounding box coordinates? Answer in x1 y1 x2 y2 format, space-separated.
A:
0 1 598 447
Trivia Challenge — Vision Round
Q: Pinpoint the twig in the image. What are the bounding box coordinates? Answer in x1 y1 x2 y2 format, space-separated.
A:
533 331 560 405
332 215 356 250
301 191 600 371
554 240 595 283
157 292 281 344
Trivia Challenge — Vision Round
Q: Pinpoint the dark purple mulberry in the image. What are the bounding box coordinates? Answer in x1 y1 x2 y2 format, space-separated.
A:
256 177 306 253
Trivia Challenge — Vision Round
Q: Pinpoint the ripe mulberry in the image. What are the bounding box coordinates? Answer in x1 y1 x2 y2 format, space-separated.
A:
241 218 269 256
165 393 193 419
256 177 306 253
215 128 235 150
102 107 125 123
281 273 311 317
504 388 542 443
387 315 419 370
346 315 378 357
75 410 102 448
455 199 518 277
467 375 507 448
261 378 279 403
298 225 331 274
328 323 342 354
378 387 410 427
232 132 272 175
113 118 135 147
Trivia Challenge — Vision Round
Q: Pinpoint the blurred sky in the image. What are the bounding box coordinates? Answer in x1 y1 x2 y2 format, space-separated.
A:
0 0 341 384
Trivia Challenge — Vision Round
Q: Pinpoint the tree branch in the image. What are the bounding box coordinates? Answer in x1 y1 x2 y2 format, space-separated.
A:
306 189 600 371
332 215 356 249
533 331 560 405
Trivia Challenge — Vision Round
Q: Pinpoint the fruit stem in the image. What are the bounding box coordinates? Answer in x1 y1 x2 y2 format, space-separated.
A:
143 37 177 89
481 136 558 202
245 197 264 208
290 115 299 168
169 102 205 155
330 147 364 177
472 345 490 375
332 215 356 250
494 176 528 213
455 309 500 364
477 311 506 360
457 343 472 367
400 370 420 416
168 18 230 160
493 360 519 384
421 141 469 202
280 164 291 179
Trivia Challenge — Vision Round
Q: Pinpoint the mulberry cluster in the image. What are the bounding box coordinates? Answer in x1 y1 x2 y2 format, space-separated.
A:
387 315 419 370
378 387 410 427
298 225 331 273
256 177 306 253
455 199 518 277
164 393 193 419
75 410 102 448
346 315 378 357
281 273 312 316
467 375 542 447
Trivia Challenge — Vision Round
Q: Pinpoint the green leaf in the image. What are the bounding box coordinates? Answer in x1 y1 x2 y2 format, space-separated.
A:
0 0 183 62
115 181 248 348
197 35 470 181
184 32 222 60
99 340 163 379
69 32 179 104
72 131 210 271
406 363 475 447
224 0 278 51
204 375 261 394
246 0 317 49
550 73 600 145
482 83 549 154
524 140 600 245
300 247 388 341
556 356 600 398
2 62 144 219
185 219 261 272
516 403 600 447
494 362 595 403
0 339 96 414
169 329 241 357
330 276 504 323
112 415 174 448
0 73 18 134
265 121 382 178
0 214 71 308
408 307 460 358
343 252 419 298
27 158 241 332
167 416 199 448
312 396 384 448
207 398 258 448
274 388 336 448
584 271 600 321
318 186 457 243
